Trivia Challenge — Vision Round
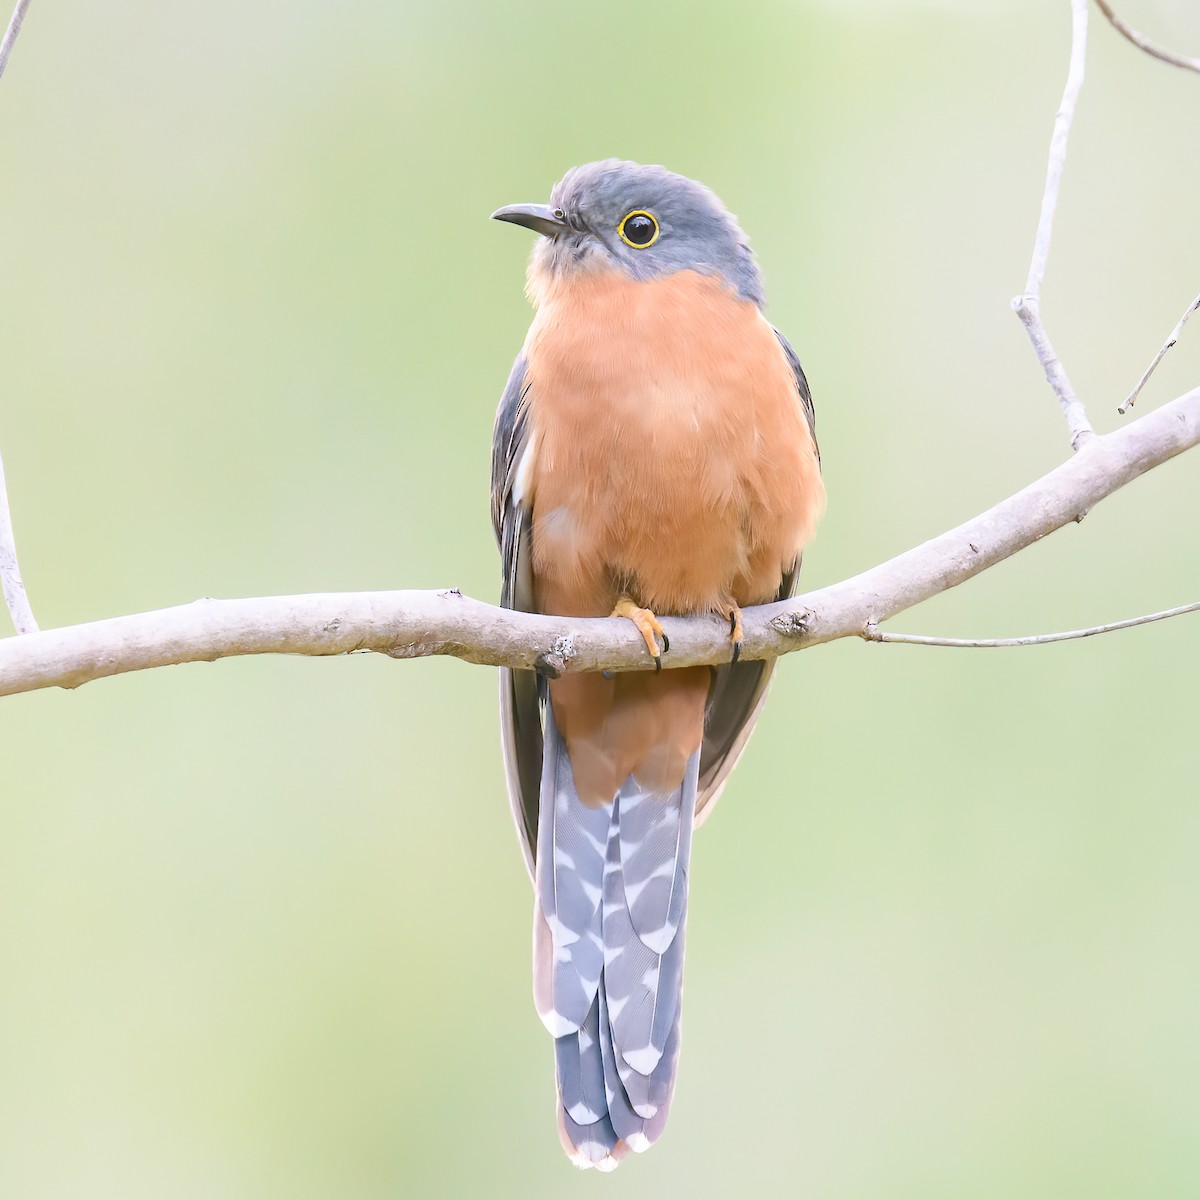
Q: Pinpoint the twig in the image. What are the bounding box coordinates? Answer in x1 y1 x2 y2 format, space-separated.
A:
863 600 1200 648
0 0 33 82
0 3 38 636
1012 0 1095 451
1119 292 1200 414
0 449 38 635
1093 0 1200 75
1 387 1196 699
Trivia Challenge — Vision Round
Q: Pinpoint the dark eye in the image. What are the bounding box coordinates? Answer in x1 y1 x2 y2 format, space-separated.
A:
618 210 660 249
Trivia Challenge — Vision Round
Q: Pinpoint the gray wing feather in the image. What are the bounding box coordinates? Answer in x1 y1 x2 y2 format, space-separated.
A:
774 326 819 458
491 353 533 546
493 353 542 876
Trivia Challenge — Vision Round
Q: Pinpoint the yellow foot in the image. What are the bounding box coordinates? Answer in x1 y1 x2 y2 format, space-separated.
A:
721 604 744 664
610 595 668 672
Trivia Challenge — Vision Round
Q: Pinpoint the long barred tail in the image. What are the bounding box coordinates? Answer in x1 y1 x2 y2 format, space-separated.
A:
533 705 696 1170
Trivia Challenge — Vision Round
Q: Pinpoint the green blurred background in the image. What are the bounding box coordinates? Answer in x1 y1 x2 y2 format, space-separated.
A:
2 0 1199 1195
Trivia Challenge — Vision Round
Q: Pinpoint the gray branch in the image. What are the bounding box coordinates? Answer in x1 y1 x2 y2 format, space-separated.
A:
1 387 1196 700
865 600 1200 648
0 449 38 635
1093 0 1200 75
0 0 33 82
1013 0 1095 450
1119 291 1200 414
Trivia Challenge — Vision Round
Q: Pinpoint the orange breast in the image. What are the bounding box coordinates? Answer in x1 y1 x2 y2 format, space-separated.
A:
523 266 823 619
522 264 825 805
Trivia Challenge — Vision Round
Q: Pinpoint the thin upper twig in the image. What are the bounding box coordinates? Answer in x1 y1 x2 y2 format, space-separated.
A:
1119 291 1200 414
0 449 39 634
1012 0 1096 451
2 4 39 630
1093 0 1200 75
863 600 1200 648
0 0 33 82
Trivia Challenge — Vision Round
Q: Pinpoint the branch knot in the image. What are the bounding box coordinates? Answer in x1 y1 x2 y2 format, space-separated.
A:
769 607 813 640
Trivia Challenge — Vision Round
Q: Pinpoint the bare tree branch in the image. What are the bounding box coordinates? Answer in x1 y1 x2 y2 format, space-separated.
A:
1093 0 1200 74
1119 291 1200 414
1087 3 1199 418
864 600 1200 648
1013 0 1095 450
0 0 32 82
1 387 1196 700
0 449 38 635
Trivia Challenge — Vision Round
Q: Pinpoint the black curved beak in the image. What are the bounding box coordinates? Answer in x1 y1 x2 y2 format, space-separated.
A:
491 203 569 238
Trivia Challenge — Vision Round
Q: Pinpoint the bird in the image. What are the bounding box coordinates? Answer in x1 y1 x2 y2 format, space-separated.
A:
490 159 824 1169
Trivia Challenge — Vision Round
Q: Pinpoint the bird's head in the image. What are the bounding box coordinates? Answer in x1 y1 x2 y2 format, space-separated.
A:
492 159 765 307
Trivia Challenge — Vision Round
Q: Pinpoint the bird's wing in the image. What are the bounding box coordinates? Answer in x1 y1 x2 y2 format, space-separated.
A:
695 327 819 823
492 353 543 877
774 326 819 460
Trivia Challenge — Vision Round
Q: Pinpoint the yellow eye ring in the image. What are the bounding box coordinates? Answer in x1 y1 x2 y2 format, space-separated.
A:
618 210 660 249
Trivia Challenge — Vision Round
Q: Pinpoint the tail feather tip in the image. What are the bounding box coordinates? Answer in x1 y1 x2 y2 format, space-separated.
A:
621 1045 662 1075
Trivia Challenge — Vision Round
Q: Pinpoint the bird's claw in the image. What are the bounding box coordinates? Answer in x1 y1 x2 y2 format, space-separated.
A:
724 605 744 664
610 595 668 671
